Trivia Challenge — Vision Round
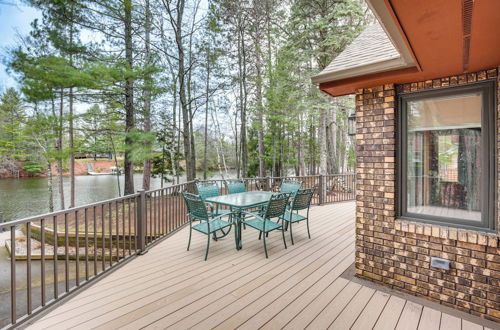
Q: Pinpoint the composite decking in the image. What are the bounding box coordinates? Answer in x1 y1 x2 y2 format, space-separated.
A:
27 202 495 330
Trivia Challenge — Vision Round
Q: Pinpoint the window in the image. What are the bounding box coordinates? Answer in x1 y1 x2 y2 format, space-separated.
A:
398 81 496 231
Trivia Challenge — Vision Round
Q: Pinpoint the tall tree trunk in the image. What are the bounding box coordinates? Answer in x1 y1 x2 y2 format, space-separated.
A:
235 106 239 178
69 88 75 207
319 107 328 175
203 48 210 180
176 102 181 184
240 27 248 178
236 25 242 178
47 159 54 212
255 40 266 178
58 89 65 210
168 0 195 182
124 0 135 195
328 108 338 173
142 0 153 191
211 110 229 178
110 134 121 197
69 25 75 208
171 78 179 183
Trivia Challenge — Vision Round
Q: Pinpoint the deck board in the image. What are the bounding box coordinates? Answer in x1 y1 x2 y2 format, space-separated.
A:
26 201 493 330
351 290 391 330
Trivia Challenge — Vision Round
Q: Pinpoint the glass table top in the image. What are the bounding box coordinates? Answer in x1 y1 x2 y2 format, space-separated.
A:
205 191 274 208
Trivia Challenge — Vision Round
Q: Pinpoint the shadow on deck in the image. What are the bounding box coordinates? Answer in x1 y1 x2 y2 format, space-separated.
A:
26 202 495 330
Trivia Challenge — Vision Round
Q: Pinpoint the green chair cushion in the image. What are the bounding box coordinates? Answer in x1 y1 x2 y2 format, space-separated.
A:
280 211 306 223
244 217 282 233
193 219 232 234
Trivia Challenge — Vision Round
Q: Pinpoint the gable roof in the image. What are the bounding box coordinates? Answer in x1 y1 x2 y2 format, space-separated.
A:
311 22 411 84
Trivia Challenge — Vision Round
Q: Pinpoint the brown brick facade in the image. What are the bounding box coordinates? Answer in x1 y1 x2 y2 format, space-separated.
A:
355 68 500 321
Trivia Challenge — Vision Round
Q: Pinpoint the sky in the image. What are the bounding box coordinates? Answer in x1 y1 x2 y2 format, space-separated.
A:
0 1 40 90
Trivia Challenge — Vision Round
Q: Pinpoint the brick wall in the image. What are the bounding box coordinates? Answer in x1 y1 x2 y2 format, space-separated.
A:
354 68 500 321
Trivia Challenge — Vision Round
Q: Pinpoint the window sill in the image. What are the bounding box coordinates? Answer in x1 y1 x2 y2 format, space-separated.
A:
395 218 499 247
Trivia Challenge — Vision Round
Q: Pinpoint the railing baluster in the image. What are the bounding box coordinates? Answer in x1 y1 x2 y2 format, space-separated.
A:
41 218 46 306
85 208 89 281
137 190 146 253
152 192 156 241
158 191 161 237
161 189 165 236
11 225 16 325
156 191 159 239
168 189 172 233
153 192 156 241
93 206 97 276
145 195 149 245
122 199 125 258
101 204 105 271
75 210 80 287
151 192 154 241
64 213 69 293
53 215 58 299
109 202 113 267
174 189 177 229
149 193 152 243
134 196 138 251
128 199 132 255
115 201 119 261
26 222 32 314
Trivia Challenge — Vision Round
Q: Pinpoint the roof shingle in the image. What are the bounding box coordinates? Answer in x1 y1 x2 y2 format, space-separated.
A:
312 22 403 83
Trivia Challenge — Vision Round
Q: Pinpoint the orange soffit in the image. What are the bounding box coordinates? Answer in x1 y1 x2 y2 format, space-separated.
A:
315 0 500 97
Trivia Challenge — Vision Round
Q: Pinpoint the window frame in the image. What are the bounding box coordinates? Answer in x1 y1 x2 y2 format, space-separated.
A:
397 80 497 232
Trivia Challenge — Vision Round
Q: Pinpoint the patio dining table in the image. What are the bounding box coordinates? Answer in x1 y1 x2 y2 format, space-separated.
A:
206 191 275 250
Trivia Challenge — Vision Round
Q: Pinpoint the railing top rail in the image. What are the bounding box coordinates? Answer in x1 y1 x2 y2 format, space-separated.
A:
0 192 140 229
145 181 195 194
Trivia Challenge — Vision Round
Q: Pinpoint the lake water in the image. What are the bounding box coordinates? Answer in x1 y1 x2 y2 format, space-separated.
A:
0 171 234 222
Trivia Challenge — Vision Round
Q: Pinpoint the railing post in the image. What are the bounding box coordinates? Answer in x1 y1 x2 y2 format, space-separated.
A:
266 176 271 191
319 174 324 205
136 189 147 255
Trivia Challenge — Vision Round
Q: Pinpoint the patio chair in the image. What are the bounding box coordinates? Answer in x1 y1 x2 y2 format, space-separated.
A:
241 193 290 258
224 179 246 194
183 192 232 260
196 181 231 217
280 188 315 245
279 180 303 196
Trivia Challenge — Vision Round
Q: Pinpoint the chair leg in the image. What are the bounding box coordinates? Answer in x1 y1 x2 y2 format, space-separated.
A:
289 221 294 245
259 231 262 240
281 226 287 249
205 233 210 261
187 225 192 251
306 218 311 239
263 231 268 258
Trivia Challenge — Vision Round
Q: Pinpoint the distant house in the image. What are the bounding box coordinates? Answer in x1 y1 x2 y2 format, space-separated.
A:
313 0 500 321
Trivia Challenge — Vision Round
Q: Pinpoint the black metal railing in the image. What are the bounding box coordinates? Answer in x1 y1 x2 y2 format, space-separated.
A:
0 173 354 329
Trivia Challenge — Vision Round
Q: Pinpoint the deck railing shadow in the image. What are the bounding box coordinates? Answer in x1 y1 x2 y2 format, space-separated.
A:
0 173 355 330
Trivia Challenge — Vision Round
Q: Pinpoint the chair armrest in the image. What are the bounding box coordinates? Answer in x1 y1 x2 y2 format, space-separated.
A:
211 212 235 221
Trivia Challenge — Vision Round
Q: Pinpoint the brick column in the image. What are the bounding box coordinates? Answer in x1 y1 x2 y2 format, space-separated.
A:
354 84 396 283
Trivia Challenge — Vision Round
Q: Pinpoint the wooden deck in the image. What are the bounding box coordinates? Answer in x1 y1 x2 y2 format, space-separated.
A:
26 202 495 330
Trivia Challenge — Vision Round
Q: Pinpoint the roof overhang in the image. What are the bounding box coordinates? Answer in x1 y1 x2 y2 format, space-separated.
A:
316 0 500 97
311 56 410 85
